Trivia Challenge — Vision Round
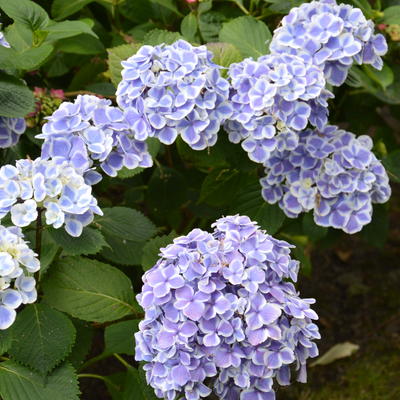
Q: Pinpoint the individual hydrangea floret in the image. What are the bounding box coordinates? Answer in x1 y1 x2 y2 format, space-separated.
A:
0 116 26 148
261 126 391 234
135 215 320 400
0 225 40 330
0 18 10 48
269 0 388 86
0 157 102 237
36 94 153 178
225 53 333 163
116 39 232 150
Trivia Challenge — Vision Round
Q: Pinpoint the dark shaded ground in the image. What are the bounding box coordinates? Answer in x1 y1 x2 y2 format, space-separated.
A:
80 188 400 400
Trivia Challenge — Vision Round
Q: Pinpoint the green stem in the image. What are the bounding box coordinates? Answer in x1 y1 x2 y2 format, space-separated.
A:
113 353 131 369
79 352 110 372
234 0 250 15
78 373 120 392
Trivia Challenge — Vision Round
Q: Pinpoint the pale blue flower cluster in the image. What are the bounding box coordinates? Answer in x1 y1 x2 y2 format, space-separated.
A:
225 53 332 163
116 39 232 150
0 116 26 149
0 18 9 48
0 158 102 237
135 215 319 400
261 126 391 234
37 94 153 178
0 225 40 330
269 0 388 86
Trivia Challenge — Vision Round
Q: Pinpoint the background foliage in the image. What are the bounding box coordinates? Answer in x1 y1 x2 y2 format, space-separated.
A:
0 0 399 399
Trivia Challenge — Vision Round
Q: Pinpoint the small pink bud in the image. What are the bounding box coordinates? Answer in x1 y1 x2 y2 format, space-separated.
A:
50 89 65 100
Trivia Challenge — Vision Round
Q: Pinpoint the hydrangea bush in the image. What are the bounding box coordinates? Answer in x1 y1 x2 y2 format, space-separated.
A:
0 0 398 398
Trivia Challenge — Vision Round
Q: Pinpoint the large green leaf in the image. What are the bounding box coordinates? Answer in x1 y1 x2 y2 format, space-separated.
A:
45 20 97 42
302 213 328 242
51 0 94 20
219 16 271 58
143 29 183 45
230 181 286 235
0 0 49 31
104 320 139 356
383 150 400 182
49 226 108 256
207 42 242 69
0 330 12 356
141 232 177 271
123 367 158 400
180 12 198 42
383 5 400 24
96 207 157 242
100 234 144 266
42 257 138 322
67 320 94 369
56 34 104 54
0 72 34 118
107 43 142 87
8 304 76 375
0 362 80 400
149 0 182 16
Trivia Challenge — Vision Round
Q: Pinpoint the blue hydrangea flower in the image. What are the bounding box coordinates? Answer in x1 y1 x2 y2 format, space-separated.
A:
0 116 26 148
0 225 40 330
36 94 153 178
261 126 391 234
135 215 320 400
0 18 10 48
0 158 102 237
225 53 332 164
269 0 388 86
116 40 232 150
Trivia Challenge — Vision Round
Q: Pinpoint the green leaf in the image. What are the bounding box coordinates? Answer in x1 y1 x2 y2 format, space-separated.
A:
49 226 108 256
0 72 34 118
56 34 104 54
361 204 389 248
0 362 80 400
51 0 94 20
199 169 249 207
0 0 49 31
123 367 158 400
0 330 12 356
219 16 271 58
363 64 394 90
149 0 182 16
302 213 328 242
383 5 400 24
143 29 183 45
207 42 242 69
199 11 226 42
8 304 76 375
230 181 286 235
100 234 144 266
96 207 157 242
141 232 177 271
104 320 139 356
0 43 54 71
107 43 142 87
382 150 400 182
4 23 33 51
67 320 94 369
42 257 138 322
45 20 97 42
181 12 198 42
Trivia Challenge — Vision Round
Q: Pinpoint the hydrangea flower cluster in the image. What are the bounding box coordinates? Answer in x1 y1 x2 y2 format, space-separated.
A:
0 17 10 48
116 39 232 150
135 215 320 400
269 0 388 86
261 126 391 234
0 225 40 330
0 158 102 237
37 94 153 178
0 116 26 149
225 53 332 163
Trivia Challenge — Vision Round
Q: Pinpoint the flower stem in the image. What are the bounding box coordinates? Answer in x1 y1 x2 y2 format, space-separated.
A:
113 353 131 369
78 373 120 392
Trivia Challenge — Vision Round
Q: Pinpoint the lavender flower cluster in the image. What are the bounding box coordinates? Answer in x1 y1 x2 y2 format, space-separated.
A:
225 53 332 163
37 94 153 178
270 0 388 86
116 39 232 150
261 126 391 234
135 215 320 400
0 116 26 149
0 225 40 330
0 158 102 237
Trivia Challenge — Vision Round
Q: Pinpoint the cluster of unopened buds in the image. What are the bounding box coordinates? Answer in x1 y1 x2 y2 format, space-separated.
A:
136 215 320 400
0 225 40 330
